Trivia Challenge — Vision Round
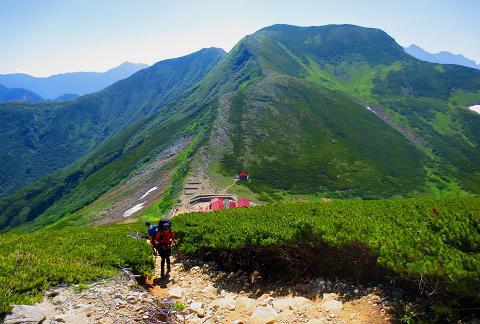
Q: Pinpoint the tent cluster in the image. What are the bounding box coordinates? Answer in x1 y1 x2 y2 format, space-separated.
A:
209 197 250 211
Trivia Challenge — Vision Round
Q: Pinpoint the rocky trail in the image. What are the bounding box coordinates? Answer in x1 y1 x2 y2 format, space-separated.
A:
4 249 407 324
145 255 398 323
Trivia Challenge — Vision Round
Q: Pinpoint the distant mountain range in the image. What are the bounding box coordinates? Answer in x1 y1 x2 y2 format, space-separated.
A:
0 62 148 99
1 24 480 232
0 84 44 103
404 44 480 70
0 48 225 199
54 93 79 101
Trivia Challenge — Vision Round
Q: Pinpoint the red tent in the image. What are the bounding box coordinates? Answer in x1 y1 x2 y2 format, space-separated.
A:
210 198 224 211
229 201 237 208
237 197 250 208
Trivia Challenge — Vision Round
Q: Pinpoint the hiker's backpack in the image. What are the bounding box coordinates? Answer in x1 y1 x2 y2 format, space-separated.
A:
148 224 158 238
155 228 175 250
158 219 172 231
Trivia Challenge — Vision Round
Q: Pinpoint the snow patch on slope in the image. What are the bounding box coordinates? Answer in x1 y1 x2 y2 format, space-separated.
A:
139 186 158 200
123 203 145 217
468 105 480 114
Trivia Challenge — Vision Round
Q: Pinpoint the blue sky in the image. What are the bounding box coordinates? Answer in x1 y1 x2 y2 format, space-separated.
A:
1 0 478 76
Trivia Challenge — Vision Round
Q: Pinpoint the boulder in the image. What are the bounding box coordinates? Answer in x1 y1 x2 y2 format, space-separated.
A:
211 296 236 310
189 266 201 273
272 296 312 312
321 299 343 313
45 289 61 297
73 303 91 310
4 305 47 324
189 301 205 317
322 293 339 301
126 295 137 304
99 317 114 324
250 306 278 324
235 297 257 313
51 294 68 305
168 287 185 299
200 285 217 296
256 294 273 306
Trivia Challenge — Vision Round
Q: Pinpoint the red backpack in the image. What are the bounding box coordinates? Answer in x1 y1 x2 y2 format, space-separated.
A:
155 229 176 250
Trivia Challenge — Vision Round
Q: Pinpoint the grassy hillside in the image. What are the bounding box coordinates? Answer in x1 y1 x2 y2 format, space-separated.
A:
0 48 225 196
0 103 210 231
0 42 260 232
0 223 152 313
219 75 426 199
208 24 480 199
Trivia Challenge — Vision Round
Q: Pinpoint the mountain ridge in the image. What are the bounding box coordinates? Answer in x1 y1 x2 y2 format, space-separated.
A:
1 24 480 232
404 44 480 70
0 62 148 99
0 84 43 103
0 48 226 197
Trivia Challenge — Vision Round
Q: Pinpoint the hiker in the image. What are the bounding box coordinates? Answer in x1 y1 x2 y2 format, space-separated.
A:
145 221 158 255
154 219 176 278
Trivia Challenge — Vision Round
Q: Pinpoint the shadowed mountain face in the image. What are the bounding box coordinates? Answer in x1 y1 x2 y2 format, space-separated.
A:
1 24 480 232
0 62 148 99
0 84 43 103
404 44 480 70
0 48 226 197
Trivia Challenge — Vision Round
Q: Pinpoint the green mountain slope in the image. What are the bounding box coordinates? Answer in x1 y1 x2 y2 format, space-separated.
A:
2 24 480 232
219 75 425 199
0 48 226 196
209 24 480 199
0 42 258 231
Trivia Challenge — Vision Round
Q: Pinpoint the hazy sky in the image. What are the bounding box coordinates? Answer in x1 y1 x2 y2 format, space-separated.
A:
1 0 478 76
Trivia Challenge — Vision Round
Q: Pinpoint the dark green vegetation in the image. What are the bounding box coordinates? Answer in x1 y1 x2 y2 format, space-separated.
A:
0 48 225 196
0 100 208 231
0 223 152 313
174 197 480 318
221 77 425 199
214 24 480 199
0 84 43 103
